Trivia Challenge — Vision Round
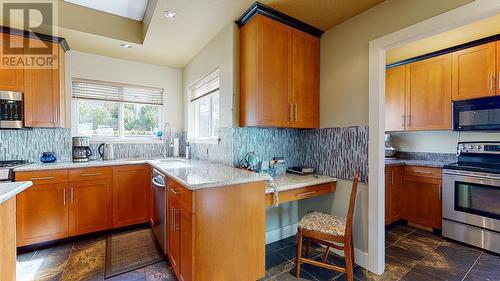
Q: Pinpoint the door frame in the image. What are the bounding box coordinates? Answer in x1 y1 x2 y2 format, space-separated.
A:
368 0 500 274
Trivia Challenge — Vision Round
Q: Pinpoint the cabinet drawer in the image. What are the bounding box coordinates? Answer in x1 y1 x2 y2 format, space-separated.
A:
168 179 193 213
15 169 68 184
69 167 112 182
265 183 336 207
404 166 442 180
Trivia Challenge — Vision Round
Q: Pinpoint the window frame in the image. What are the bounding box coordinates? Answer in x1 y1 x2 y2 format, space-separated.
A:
188 68 220 144
71 82 164 144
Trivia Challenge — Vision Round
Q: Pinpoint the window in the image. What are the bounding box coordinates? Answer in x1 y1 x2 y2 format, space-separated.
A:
189 69 220 141
72 78 163 142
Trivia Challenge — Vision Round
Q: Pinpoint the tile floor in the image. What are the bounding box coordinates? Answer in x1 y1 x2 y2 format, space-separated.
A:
16 225 500 281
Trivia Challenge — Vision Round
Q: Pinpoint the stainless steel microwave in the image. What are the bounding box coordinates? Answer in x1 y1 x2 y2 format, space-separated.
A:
453 96 500 131
0 91 23 129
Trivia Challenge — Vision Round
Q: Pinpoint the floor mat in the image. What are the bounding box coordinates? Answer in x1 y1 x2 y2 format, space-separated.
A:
104 228 164 279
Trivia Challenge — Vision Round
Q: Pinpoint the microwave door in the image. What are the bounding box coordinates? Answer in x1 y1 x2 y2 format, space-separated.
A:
453 96 500 131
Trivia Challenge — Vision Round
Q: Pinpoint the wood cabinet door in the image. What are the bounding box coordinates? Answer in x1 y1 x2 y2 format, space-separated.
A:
497 41 500 95
385 168 392 225
112 165 150 228
290 29 319 128
168 196 181 275
23 39 63 128
385 66 406 131
0 198 16 281
452 42 496 100
405 54 452 131
258 15 292 127
69 180 112 236
0 34 24 91
16 183 68 246
401 176 442 229
179 209 193 281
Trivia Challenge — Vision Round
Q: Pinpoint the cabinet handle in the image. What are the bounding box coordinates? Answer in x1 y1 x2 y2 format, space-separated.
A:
391 171 394 187
170 188 182 195
490 74 494 91
80 173 101 177
294 104 298 121
407 115 411 126
63 188 66 206
70 187 74 204
439 184 442 201
401 115 405 127
171 208 174 231
30 176 55 181
289 103 293 121
296 191 317 197
498 73 500 90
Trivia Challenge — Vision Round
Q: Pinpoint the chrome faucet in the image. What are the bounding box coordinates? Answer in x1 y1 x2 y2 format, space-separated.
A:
162 121 174 158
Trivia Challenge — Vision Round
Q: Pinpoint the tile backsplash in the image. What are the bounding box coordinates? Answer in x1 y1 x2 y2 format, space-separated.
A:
190 126 369 182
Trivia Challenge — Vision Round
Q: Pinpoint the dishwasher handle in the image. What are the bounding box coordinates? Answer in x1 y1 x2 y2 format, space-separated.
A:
152 176 166 188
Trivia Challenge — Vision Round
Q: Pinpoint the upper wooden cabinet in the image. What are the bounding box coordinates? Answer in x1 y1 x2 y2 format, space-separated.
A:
239 14 320 128
405 54 452 131
452 42 496 100
23 39 66 128
0 34 24 91
385 65 406 131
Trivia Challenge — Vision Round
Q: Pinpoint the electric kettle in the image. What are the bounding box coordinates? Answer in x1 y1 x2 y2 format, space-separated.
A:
98 143 115 160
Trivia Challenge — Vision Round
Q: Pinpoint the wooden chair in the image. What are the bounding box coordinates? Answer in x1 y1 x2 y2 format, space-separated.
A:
295 173 360 281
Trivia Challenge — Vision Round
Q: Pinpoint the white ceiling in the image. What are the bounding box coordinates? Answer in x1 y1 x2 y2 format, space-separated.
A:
64 0 148 21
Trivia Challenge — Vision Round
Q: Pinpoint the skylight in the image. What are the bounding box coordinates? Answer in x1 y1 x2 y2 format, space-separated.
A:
64 0 148 21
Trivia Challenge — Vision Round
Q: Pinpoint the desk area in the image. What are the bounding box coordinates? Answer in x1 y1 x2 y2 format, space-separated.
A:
266 173 337 207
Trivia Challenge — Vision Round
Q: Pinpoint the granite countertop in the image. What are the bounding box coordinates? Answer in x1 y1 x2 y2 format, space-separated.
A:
0 181 33 204
13 158 150 172
265 173 337 194
385 159 453 168
148 159 271 190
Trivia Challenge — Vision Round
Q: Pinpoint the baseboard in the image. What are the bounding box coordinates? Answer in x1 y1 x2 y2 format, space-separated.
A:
265 223 298 244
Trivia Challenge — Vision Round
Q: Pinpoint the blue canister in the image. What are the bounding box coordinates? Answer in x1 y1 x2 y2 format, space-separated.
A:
40 152 57 163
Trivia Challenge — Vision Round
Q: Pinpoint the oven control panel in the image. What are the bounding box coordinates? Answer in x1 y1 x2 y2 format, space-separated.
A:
458 142 500 154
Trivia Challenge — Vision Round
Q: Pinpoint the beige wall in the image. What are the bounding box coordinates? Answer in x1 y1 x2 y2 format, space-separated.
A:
387 13 500 64
320 0 473 128
65 50 183 131
182 23 239 135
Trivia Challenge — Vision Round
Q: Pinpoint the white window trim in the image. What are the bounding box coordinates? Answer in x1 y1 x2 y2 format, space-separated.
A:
71 97 164 144
188 68 220 144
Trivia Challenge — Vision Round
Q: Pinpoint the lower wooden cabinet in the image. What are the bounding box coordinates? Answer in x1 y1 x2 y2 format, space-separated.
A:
385 166 402 225
112 165 151 228
15 165 149 247
168 194 181 273
69 180 112 236
0 198 18 281
401 166 442 229
16 183 69 247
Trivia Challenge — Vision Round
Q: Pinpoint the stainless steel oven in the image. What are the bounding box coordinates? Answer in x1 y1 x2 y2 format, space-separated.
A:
442 142 500 254
0 91 23 129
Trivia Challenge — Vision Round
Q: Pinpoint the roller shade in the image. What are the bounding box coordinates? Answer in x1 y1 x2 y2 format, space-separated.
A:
190 68 219 102
72 78 164 105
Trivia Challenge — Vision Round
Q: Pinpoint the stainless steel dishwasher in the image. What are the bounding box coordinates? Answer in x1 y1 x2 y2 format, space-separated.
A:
151 168 167 253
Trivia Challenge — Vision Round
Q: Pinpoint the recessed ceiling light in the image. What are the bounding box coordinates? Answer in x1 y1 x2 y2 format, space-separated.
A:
120 43 132 49
163 10 176 19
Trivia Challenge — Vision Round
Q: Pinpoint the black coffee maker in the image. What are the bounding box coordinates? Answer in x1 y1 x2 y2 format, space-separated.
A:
72 137 92 162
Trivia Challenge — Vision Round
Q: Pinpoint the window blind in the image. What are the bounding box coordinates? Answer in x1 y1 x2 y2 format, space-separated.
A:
190 68 220 102
72 78 164 105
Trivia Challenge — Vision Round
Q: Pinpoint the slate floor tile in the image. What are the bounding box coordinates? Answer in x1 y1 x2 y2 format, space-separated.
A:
394 232 442 256
273 267 317 281
354 256 412 281
414 245 477 281
385 245 424 267
468 252 500 281
400 267 444 281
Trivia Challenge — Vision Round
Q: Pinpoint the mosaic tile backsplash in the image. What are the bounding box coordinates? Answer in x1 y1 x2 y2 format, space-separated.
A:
0 129 186 162
190 126 369 182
